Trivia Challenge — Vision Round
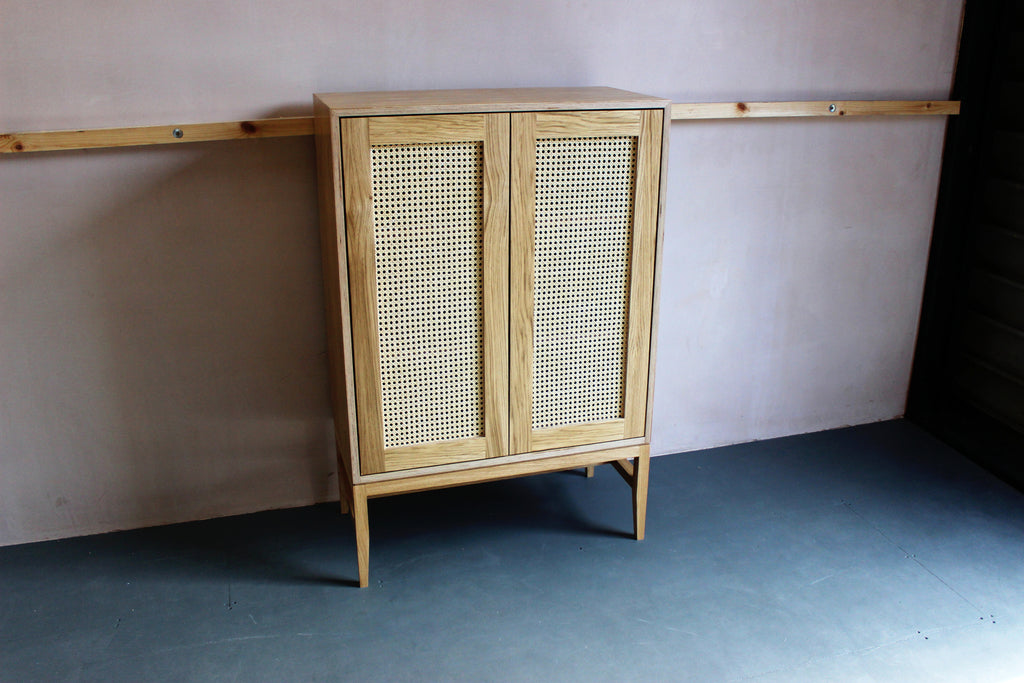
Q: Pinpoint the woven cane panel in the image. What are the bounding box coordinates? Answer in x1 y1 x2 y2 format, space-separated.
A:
370 141 486 449
532 136 638 430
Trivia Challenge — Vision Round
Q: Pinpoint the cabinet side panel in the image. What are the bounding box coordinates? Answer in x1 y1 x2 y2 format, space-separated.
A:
623 109 664 437
644 105 672 440
314 100 358 484
510 113 537 454
340 117 387 475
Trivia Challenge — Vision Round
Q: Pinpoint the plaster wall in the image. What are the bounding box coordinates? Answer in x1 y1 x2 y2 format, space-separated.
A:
0 0 964 544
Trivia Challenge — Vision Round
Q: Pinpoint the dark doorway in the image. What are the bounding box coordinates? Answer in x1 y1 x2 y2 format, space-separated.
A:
909 1 1024 487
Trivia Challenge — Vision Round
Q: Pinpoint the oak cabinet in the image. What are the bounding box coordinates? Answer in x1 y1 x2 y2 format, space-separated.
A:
314 88 669 586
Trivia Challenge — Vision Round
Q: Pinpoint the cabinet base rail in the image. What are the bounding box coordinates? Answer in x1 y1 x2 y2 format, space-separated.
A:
338 444 650 588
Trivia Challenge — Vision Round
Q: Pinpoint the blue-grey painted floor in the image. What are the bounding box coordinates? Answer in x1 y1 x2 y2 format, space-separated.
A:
3 420 1024 682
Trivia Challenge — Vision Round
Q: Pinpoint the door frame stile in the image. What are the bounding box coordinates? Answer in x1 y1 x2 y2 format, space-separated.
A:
510 112 537 455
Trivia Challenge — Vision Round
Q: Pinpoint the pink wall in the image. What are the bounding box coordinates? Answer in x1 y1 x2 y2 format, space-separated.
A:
0 0 964 544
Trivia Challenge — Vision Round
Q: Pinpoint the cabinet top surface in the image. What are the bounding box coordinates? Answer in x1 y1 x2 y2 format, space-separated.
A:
314 87 670 116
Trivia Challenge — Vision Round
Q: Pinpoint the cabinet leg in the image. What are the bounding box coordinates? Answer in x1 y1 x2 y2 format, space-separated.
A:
632 447 650 541
584 465 595 478
335 457 353 517
352 486 369 588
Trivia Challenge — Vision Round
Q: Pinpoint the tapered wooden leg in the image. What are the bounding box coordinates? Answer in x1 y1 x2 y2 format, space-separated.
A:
352 486 369 588
334 447 352 516
632 447 650 541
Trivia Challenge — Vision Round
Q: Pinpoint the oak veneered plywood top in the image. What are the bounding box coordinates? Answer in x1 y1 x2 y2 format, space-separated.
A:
315 87 671 117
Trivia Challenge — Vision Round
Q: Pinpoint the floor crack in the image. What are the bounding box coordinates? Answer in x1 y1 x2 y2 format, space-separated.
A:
842 500 985 616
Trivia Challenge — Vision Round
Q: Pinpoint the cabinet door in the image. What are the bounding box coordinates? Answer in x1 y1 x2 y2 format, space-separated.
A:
341 114 510 474
510 109 663 453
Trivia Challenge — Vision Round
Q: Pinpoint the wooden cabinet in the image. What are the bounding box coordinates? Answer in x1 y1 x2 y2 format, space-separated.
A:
313 88 669 586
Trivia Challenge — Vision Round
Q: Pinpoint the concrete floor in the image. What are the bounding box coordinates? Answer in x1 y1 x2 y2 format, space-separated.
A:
2 420 1024 681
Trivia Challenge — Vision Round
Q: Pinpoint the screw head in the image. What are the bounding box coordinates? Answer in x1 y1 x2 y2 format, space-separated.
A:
828 104 837 113
172 128 184 138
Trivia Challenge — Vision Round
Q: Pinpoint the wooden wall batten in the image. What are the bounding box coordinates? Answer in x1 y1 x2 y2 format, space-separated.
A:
0 100 959 154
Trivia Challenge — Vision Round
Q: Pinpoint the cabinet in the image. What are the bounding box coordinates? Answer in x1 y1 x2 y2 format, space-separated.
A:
313 88 669 586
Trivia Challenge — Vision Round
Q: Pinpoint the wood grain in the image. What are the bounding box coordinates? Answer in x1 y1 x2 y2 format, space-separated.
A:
644 103 673 441
483 114 511 459
344 112 510 475
367 114 486 145
632 446 650 541
1 100 958 154
359 435 647 484
0 116 312 153
609 449 648 539
364 445 645 498
530 420 627 452
383 437 488 472
340 117 387 475
670 100 960 120
314 98 360 490
513 109 661 452
623 109 663 437
317 87 668 117
534 110 641 137
509 112 537 455
352 486 370 588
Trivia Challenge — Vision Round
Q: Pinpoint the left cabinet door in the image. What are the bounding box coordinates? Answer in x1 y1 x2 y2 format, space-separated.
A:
340 113 510 475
